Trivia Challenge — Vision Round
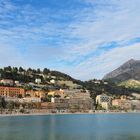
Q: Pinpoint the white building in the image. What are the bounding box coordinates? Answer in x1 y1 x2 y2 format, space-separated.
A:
35 78 41 84
22 97 41 103
4 97 41 103
4 97 20 102
50 79 55 84
96 94 111 110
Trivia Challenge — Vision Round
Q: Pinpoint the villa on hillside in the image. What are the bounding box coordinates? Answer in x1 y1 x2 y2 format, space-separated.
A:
0 79 14 86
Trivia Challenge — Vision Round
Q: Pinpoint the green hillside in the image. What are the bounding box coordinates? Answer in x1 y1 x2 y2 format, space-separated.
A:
118 79 140 89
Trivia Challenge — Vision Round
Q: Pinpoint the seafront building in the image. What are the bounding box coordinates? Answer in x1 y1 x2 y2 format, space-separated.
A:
4 97 41 103
96 94 111 110
51 90 94 112
68 97 93 112
51 97 93 112
112 99 132 110
22 97 41 103
51 97 69 110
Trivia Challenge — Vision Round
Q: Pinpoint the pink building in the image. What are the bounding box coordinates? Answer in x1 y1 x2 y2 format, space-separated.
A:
112 99 131 110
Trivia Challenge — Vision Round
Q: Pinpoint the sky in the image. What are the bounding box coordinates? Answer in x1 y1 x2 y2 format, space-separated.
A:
0 0 140 80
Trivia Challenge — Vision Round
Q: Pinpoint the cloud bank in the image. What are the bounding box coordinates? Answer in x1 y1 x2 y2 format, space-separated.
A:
0 0 140 80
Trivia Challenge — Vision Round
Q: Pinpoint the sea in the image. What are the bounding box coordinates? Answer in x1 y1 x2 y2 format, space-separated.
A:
0 113 140 140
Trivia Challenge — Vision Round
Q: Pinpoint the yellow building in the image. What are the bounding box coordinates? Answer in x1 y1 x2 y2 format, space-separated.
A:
26 90 46 98
96 94 111 110
121 95 127 100
48 89 65 97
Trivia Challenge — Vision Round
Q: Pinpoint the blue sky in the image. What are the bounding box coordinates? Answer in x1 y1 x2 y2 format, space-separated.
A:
0 0 140 80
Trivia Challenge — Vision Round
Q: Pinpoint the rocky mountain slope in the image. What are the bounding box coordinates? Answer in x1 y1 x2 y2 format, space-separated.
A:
103 59 140 83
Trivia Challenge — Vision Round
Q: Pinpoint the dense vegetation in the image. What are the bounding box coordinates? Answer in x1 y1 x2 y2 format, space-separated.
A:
0 66 83 86
83 79 139 102
0 66 43 83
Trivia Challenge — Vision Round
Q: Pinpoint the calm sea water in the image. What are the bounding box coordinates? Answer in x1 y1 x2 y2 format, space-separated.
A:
0 113 140 140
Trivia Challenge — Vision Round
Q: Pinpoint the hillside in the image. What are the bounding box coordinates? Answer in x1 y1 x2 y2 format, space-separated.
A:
0 66 83 89
119 79 140 89
103 59 140 83
1 65 139 96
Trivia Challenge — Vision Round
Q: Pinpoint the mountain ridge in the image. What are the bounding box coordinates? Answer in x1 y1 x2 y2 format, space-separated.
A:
103 59 140 83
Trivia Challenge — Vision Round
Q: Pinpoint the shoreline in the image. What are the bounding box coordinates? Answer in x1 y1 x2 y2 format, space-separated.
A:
0 111 140 117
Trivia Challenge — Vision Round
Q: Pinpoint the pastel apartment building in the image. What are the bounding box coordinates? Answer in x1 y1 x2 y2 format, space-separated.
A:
96 94 111 110
112 99 132 110
0 86 25 97
26 90 46 98
48 89 65 97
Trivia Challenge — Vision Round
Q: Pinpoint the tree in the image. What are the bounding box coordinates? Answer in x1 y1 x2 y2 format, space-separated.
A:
17 94 23 98
12 67 18 73
54 95 61 98
43 68 50 75
19 67 24 73
96 104 104 110
0 97 6 114
26 102 33 109
4 66 12 72
36 68 41 74
0 99 3 114
24 85 33 90
7 101 14 114
46 95 52 102
32 69 37 73
14 102 20 109
35 102 41 109
19 108 25 113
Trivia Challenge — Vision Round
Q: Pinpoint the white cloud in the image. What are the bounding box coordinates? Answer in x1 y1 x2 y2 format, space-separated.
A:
0 0 140 80
62 42 140 80
65 0 140 56
54 0 140 79
0 44 26 68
